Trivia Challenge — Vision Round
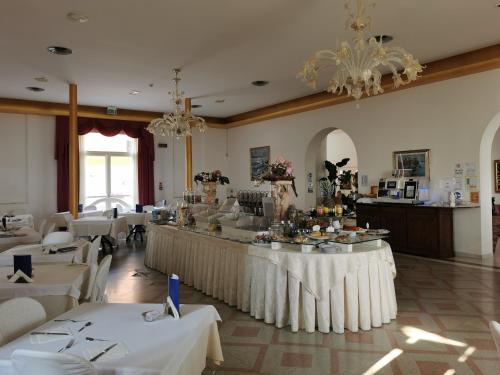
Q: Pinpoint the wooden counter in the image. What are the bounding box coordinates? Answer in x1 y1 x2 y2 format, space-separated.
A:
356 203 454 259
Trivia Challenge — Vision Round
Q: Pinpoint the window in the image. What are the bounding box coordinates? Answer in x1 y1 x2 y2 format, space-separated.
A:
80 132 138 211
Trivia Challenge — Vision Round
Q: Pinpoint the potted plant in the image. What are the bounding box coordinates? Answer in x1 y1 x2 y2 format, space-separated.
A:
319 159 350 206
194 170 230 204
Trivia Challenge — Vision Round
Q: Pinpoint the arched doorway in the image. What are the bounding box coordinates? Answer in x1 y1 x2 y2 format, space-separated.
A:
479 111 500 256
304 127 358 209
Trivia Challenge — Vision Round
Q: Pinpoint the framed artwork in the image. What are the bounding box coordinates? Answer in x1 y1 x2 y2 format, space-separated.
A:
250 146 270 181
393 149 430 178
494 160 500 193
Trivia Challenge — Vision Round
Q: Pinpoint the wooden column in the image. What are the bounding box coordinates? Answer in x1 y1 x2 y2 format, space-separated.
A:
185 98 193 191
69 84 79 218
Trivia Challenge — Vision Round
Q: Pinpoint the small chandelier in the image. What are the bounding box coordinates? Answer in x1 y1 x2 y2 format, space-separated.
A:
298 0 424 102
147 69 206 138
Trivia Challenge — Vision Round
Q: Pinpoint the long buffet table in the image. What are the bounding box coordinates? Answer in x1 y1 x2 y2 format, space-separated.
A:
145 224 397 333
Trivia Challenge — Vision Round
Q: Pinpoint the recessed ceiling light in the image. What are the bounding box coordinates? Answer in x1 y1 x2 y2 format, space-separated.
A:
26 86 45 92
215 99 225 103
129 90 141 95
66 12 89 23
251 80 269 87
47 46 72 55
191 104 202 108
372 35 394 44
34 76 48 83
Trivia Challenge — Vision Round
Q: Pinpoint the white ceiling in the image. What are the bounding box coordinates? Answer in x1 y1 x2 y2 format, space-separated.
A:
0 0 498 118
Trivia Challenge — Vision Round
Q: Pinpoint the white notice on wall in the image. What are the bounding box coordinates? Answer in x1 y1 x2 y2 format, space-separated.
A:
465 162 477 177
454 163 464 178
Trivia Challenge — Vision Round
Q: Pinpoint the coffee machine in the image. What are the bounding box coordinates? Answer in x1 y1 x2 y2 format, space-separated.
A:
376 177 421 204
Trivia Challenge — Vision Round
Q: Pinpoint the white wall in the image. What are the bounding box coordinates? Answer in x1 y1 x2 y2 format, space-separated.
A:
154 127 229 202
0 114 57 223
227 69 500 256
326 129 358 170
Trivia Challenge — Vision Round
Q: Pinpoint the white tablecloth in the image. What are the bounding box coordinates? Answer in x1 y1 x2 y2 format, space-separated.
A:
3 214 34 230
144 226 398 334
0 227 42 252
52 211 104 228
122 212 147 226
69 216 128 240
247 242 397 333
0 239 89 266
145 225 248 309
0 303 224 375
0 263 88 319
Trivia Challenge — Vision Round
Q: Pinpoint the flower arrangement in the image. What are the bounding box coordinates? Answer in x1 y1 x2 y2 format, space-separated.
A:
260 157 297 197
194 170 230 185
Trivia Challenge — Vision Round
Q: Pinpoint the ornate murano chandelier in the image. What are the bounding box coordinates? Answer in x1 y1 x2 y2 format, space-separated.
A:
147 69 206 138
298 0 424 101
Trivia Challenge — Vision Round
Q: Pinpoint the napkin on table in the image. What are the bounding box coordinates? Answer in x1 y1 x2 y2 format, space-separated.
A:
8 269 33 283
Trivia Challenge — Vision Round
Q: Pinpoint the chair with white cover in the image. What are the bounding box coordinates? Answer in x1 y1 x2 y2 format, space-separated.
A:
42 232 74 247
62 212 73 226
37 219 47 238
102 209 113 218
85 236 101 266
45 222 56 237
12 350 96 375
143 205 155 212
88 255 112 303
80 236 102 302
155 200 167 207
83 205 97 211
490 321 500 359
0 298 46 345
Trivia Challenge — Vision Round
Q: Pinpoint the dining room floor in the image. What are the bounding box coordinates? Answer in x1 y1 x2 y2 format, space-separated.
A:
105 241 500 375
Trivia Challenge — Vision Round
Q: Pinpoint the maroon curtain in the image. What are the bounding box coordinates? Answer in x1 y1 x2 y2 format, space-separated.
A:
55 117 155 211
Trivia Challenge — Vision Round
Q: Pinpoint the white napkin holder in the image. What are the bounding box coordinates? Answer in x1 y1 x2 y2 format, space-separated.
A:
8 269 33 283
164 296 180 319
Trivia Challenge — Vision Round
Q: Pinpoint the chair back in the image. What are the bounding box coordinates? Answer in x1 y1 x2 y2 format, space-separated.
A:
0 298 46 345
37 219 47 237
45 222 56 237
490 321 500 359
143 205 155 212
62 212 73 225
12 350 96 375
103 209 113 218
83 205 97 211
155 200 167 207
86 236 101 266
42 232 74 247
90 255 112 303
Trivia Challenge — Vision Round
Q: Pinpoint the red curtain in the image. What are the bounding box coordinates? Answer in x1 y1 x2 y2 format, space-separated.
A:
55 117 155 212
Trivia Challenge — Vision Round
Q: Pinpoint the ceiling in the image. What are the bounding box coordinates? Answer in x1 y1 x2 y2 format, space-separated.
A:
0 0 498 118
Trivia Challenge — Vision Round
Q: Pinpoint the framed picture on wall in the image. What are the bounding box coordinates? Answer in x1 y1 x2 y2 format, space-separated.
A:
494 160 500 193
250 146 270 181
393 149 430 178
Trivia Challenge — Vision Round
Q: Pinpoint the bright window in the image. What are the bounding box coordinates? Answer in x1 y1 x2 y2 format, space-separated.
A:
80 132 138 211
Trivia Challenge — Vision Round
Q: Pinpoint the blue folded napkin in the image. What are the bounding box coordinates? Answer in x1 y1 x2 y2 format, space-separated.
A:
14 254 32 278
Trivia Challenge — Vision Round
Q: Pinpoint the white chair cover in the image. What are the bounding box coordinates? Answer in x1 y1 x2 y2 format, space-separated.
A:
45 223 56 236
42 232 74 247
490 321 500 359
86 236 101 266
0 298 46 345
83 205 97 211
62 213 73 226
90 255 112 303
155 200 167 207
143 205 155 212
12 349 96 375
103 209 113 218
37 219 47 238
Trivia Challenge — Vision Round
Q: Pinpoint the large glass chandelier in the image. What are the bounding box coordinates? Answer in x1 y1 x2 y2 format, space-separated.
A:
147 69 206 138
298 0 424 101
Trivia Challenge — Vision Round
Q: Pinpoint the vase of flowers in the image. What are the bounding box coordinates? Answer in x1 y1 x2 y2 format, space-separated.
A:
194 170 230 204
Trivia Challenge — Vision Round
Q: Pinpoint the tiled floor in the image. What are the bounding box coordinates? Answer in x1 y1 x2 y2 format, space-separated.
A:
106 242 500 374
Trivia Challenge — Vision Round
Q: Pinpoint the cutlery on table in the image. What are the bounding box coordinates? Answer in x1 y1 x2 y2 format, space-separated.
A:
90 343 118 362
30 332 69 336
54 319 85 323
58 338 75 352
86 337 109 342
78 322 93 332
